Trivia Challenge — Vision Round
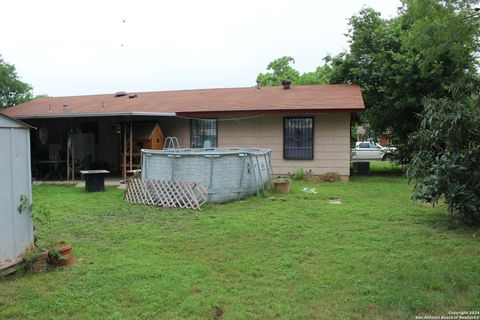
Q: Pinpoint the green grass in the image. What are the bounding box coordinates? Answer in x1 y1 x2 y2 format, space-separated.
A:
369 160 405 175
1 170 479 319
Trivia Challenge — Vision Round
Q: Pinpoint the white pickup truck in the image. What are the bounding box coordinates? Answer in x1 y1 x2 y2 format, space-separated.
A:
351 142 396 161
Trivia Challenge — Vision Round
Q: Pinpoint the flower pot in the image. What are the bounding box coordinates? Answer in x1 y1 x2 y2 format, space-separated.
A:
57 245 74 266
273 179 290 193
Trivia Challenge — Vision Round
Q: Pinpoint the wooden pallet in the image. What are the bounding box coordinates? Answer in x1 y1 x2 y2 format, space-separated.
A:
0 257 24 277
125 177 208 210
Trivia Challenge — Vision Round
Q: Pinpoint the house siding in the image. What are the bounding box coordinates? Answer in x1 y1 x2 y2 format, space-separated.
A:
157 117 190 148
216 113 351 177
142 113 351 177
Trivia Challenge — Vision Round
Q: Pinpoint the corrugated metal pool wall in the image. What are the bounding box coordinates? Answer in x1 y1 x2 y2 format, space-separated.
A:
142 148 272 203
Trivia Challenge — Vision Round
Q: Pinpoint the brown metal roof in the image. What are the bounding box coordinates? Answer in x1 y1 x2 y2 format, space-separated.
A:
1 84 364 119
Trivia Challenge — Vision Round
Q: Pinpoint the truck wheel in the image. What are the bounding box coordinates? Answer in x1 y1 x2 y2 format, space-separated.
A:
382 154 392 162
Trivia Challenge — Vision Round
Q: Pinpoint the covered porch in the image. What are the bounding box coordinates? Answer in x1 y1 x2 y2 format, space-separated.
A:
22 115 189 182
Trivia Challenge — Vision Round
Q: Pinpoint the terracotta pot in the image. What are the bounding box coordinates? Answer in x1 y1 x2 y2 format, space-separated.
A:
273 179 290 193
57 245 74 266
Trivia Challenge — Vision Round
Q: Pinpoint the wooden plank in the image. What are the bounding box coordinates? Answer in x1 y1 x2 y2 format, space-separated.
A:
0 257 23 277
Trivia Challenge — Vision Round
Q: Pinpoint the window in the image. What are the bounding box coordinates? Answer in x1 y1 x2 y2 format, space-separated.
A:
358 143 369 148
190 119 217 148
358 142 380 149
283 117 314 160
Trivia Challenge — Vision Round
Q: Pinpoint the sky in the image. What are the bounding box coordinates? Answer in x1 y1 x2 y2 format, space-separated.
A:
1 0 401 97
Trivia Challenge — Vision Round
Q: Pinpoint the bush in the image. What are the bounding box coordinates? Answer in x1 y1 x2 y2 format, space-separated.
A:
407 97 480 224
318 172 341 183
291 167 306 181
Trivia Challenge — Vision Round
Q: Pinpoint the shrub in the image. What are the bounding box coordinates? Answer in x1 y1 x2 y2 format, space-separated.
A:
292 167 306 181
407 97 480 224
318 172 341 183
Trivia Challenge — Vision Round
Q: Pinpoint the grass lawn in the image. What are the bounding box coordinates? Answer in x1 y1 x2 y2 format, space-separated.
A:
1 163 479 319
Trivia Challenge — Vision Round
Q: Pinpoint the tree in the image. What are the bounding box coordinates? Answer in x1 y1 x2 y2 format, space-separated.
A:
328 1 480 161
0 55 33 108
257 56 330 86
407 95 480 224
257 56 300 86
297 65 331 85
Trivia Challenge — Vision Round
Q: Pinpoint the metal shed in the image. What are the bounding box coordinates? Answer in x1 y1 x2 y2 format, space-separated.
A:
0 113 34 263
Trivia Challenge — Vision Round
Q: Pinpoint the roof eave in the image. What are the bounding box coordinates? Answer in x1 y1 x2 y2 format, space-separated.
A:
177 108 365 117
0 113 37 129
12 111 177 120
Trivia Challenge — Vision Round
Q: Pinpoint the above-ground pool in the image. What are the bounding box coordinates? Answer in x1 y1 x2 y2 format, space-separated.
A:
141 148 272 203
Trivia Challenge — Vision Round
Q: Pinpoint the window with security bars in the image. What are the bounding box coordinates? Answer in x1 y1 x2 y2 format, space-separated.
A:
190 119 218 148
283 117 314 160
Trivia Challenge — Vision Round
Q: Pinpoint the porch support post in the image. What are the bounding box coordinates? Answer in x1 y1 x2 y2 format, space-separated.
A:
66 129 76 181
129 120 133 171
123 120 127 181
66 132 70 180
71 134 75 181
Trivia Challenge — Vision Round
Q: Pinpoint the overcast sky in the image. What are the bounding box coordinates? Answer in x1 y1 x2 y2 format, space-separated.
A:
1 0 400 97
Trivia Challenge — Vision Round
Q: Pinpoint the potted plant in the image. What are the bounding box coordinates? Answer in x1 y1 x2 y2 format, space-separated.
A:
34 207 74 267
17 196 74 271
52 241 73 266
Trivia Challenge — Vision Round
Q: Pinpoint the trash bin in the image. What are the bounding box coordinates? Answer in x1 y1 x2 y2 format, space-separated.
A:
353 162 370 175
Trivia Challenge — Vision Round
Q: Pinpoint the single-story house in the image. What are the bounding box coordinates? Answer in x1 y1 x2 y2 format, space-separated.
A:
1 84 364 181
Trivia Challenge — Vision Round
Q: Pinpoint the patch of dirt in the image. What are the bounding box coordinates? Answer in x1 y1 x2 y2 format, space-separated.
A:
214 306 224 319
